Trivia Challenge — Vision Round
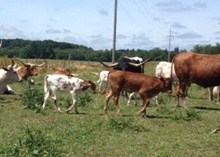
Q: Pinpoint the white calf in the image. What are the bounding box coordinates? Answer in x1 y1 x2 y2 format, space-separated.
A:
97 70 109 94
42 74 96 113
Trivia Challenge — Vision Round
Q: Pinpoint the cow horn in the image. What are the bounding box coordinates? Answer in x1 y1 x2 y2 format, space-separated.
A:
36 63 45 67
99 62 119 67
128 57 151 67
10 58 15 66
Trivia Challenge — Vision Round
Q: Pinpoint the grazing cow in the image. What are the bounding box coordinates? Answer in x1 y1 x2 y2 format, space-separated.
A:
104 70 172 117
172 52 220 107
42 74 96 113
0 59 22 94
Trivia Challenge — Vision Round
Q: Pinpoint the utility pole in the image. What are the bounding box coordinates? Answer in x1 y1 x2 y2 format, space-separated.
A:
112 0 117 63
168 29 172 62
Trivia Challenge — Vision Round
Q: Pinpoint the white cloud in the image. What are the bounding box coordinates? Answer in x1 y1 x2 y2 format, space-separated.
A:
176 32 203 39
155 1 192 13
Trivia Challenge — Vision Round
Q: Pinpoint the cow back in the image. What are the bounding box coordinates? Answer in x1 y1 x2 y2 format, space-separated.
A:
173 52 220 87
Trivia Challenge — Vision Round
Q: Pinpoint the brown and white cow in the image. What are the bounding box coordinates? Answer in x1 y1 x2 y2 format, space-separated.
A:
3 58 45 94
42 74 96 113
104 70 172 117
172 52 220 107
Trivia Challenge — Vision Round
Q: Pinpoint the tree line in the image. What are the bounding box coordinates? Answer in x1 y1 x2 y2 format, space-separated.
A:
0 39 219 62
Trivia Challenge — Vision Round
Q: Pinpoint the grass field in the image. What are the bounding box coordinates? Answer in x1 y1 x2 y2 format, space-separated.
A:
0 60 220 157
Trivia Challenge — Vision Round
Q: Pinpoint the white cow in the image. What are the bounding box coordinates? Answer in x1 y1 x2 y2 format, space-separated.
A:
97 70 109 94
42 74 96 113
155 61 177 106
0 59 22 94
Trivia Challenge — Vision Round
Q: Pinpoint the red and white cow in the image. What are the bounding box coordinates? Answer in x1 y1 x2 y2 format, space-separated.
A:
42 74 96 113
0 59 22 94
104 70 172 117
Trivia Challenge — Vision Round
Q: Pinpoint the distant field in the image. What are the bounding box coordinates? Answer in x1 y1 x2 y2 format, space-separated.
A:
0 58 220 157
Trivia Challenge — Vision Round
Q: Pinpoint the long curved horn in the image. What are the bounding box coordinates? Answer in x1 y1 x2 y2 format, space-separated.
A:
36 63 45 67
99 61 119 68
128 57 151 67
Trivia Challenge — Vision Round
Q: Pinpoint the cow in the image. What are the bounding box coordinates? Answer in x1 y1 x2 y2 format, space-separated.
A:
15 58 45 82
99 56 149 73
155 61 177 106
97 70 109 94
100 56 150 103
3 58 45 94
172 52 220 107
104 70 172 117
42 74 96 113
0 59 22 94
53 68 78 77
96 70 138 106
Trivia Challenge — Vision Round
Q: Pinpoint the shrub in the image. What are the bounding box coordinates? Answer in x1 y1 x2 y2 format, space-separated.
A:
21 85 44 111
78 93 93 107
0 127 63 157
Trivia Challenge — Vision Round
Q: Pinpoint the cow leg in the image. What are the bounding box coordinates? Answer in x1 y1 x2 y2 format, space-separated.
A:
42 91 50 110
138 95 149 117
208 87 214 101
6 85 16 94
51 92 61 112
104 90 113 114
67 92 78 114
155 94 160 107
112 93 122 116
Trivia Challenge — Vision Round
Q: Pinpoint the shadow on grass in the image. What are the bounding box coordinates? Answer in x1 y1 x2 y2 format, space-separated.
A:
146 114 172 119
193 106 220 111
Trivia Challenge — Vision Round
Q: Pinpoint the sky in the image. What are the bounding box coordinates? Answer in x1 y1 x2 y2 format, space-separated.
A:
0 0 220 51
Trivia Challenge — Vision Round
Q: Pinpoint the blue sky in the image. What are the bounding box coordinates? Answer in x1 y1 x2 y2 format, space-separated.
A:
0 0 220 51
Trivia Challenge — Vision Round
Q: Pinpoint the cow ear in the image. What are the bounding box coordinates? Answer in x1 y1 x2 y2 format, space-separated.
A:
2 67 10 71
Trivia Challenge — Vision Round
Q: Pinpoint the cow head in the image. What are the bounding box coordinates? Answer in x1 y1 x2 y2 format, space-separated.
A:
80 80 96 93
2 59 22 84
15 58 45 80
160 77 172 94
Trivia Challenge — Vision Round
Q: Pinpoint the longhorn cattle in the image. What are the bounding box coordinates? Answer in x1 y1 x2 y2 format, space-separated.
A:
4 58 45 94
0 59 22 94
104 70 172 117
42 74 96 113
172 52 220 107
99 56 149 73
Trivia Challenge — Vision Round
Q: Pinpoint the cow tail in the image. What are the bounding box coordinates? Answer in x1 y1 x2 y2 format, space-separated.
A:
44 75 49 93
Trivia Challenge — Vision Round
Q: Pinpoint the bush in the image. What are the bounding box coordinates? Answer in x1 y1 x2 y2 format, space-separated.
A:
0 127 63 157
21 85 44 111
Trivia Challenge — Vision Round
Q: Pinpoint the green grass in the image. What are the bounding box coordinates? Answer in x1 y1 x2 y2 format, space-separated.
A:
0 61 220 157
